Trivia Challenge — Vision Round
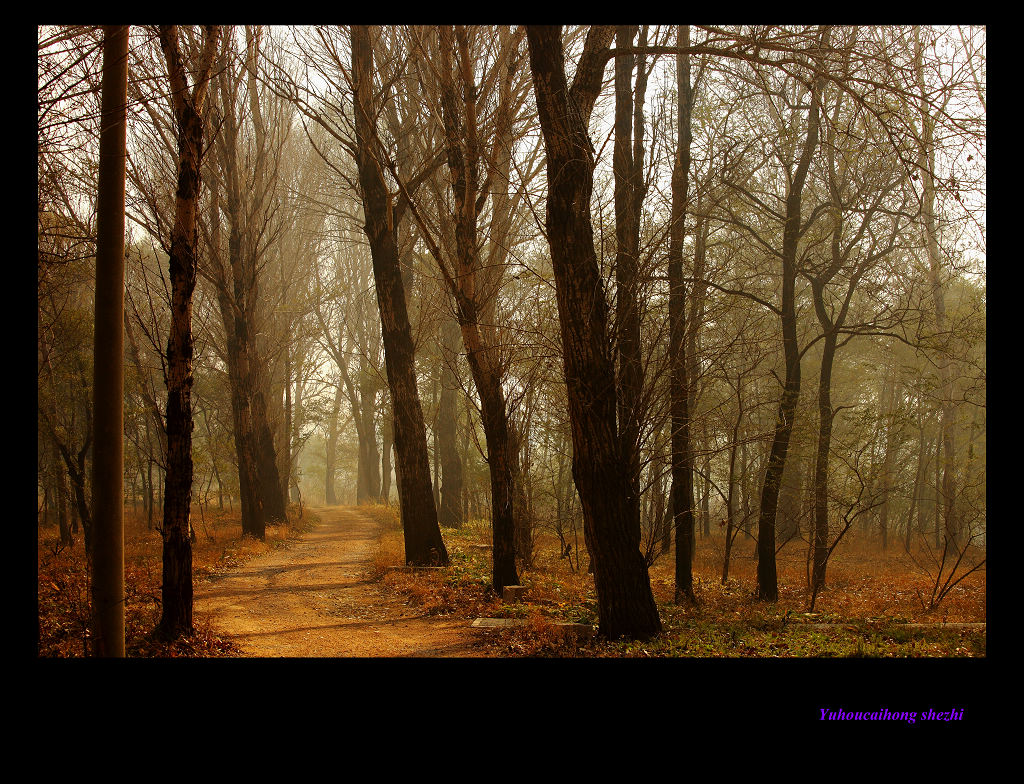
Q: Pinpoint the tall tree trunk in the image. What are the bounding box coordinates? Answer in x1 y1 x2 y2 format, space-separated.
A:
209 168 264 539
756 27 828 602
381 402 394 505
688 218 711 542
251 371 287 523
527 25 661 639
430 372 441 511
722 383 743 584
613 24 645 510
283 344 292 504
212 52 287 535
325 377 344 505
660 483 674 555
351 24 447 565
339 347 378 504
877 361 899 551
290 361 304 503
419 24 519 591
52 420 73 545
905 392 927 551
933 424 941 549
915 27 959 552
669 25 697 604
91 24 129 656
512 411 535 568
360 357 381 501
437 319 464 528
810 331 837 595
157 24 219 640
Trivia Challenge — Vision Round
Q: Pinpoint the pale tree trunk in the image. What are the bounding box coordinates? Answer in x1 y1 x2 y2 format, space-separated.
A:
877 360 900 551
54 438 72 546
290 361 304 503
688 218 711 541
915 27 959 551
722 378 744 584
359 356 381 501
437 318 464 528
905 393 927 552
381 402 394 505
338 345 374 504
283 345 293 504
325 377 344 505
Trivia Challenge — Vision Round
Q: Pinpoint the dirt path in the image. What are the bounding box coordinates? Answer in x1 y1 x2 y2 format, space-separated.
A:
193 505 486 657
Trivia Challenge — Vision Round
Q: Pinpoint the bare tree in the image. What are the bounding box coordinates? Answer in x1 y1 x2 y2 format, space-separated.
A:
752 26 830 602
390 25 529 592
205 27 289 539
527 25 662 640
350 24 448 566
668 24 699 605
157 23 220 640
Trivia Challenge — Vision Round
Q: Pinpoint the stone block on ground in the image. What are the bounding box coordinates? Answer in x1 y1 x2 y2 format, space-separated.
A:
471 617 526 629
470 617 596 642
502 585 528 603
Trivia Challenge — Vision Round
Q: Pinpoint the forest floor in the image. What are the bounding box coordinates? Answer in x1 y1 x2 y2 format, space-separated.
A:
37 503 986 657
191 505 485 657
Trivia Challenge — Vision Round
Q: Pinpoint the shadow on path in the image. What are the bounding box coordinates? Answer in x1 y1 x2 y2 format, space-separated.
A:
193 505 485 657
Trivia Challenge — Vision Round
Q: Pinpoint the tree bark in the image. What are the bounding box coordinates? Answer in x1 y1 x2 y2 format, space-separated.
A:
157 24 219 640
437 319 464 528
428 23 519 591
527 25 661 640
613 25 645 509
669 25 697 605
325 377 344 505
381 403 394 505
212 64 288 534
810 330 837 595
209 162 264 539
359 356 382 501
91 24 129 656
54 438 72 545
877 361 899 551
756 27 828 602
351 25 448 566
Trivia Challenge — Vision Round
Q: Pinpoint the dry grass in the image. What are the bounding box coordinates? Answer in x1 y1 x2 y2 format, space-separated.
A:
37 503 318 657
360 503 401 533
658 530 987 623
373 525 505 619
372 520 985 657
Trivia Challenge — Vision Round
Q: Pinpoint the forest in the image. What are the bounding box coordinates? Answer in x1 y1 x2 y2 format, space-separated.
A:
37 25 985 658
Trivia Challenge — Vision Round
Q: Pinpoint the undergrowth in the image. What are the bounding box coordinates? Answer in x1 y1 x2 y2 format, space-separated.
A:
372 519 986 658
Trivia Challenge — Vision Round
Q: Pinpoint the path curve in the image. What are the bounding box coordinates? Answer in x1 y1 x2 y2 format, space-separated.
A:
193 505 485 657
